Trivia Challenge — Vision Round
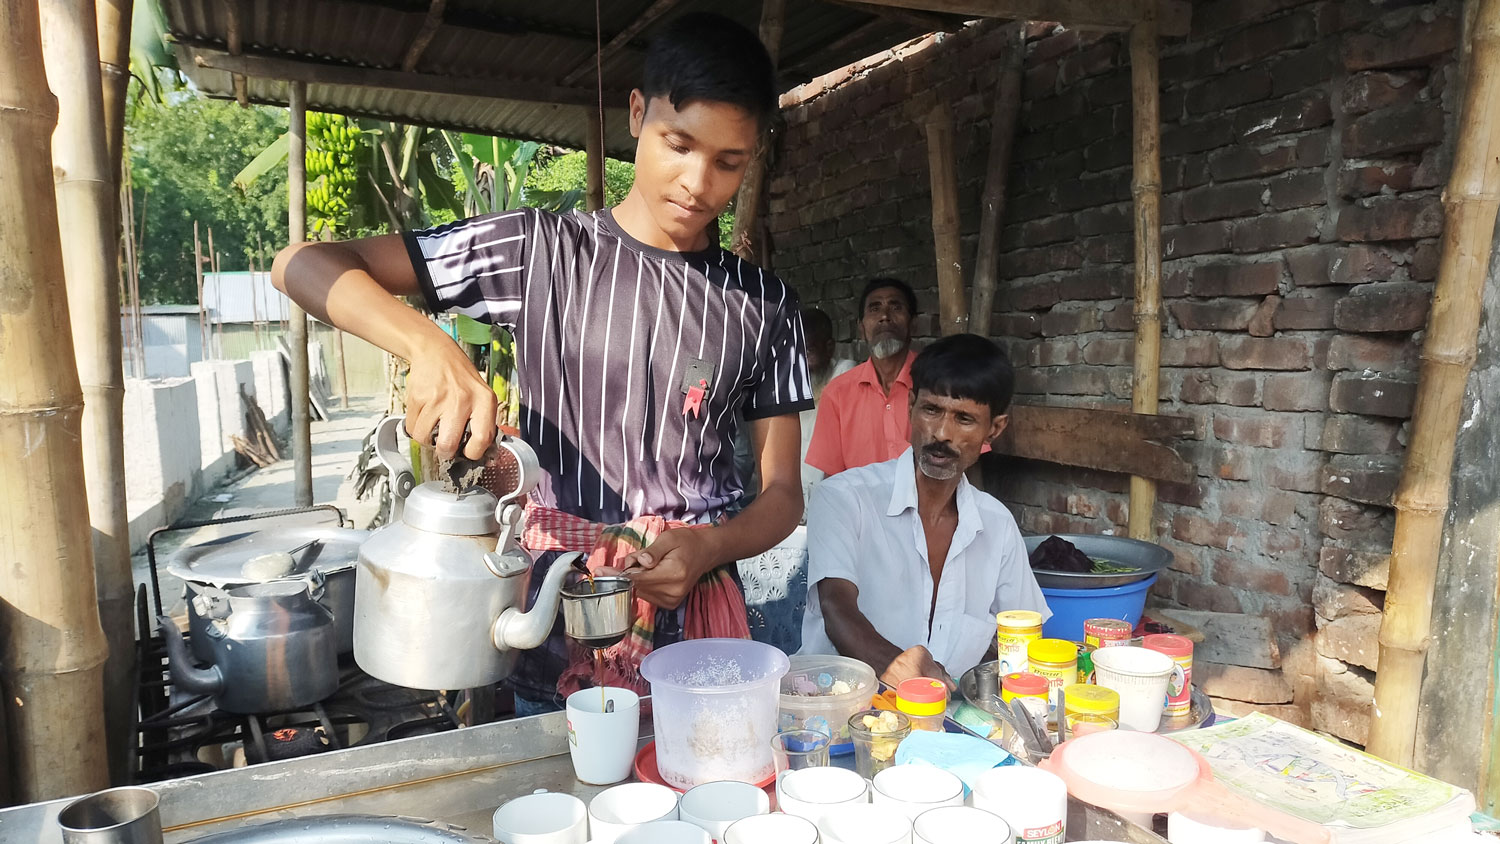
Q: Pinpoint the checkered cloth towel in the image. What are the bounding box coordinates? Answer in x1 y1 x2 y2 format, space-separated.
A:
522 503 751 697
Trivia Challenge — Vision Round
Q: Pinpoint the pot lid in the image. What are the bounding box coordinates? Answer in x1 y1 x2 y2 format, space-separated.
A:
166 525 370 586
402 482 499 536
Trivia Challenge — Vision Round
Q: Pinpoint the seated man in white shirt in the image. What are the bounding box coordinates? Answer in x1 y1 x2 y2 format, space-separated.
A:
798 333 1050 688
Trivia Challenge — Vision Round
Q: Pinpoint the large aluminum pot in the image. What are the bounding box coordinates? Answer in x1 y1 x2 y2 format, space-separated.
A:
167 525 369 659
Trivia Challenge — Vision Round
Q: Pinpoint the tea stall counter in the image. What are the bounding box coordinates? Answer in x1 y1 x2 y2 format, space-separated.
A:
0 707 1166 844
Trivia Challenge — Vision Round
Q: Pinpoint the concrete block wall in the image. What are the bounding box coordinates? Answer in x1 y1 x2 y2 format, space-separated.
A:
765 0 1463 744
191 359 255 480
124 377 203 550
250 350 290 432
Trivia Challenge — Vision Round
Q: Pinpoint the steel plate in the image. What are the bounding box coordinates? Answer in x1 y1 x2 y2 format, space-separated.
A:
166 525 370 586
1025 533 1172 589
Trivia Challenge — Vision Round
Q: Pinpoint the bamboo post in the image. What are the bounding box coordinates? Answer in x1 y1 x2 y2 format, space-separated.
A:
194 220 208 360
1368 0 1500 766
729 0 784 264
120 159 144 373
969 24 1025 337
95 0 131 184
925 102 967 335
208 225 221 356
40 0 136 787
288 81 314 506
1127 16 1163 541
0 0 112 801
585 108 605 212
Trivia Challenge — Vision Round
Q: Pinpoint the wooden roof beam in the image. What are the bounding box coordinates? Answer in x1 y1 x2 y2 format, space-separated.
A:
558 0 686 86
846 0 1190 37
821 0 960 32
401 0 448 73
219 0 249 106
188 45 626 107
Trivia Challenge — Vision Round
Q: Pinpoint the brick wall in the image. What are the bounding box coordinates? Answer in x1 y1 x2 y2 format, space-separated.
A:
766 0 1463 744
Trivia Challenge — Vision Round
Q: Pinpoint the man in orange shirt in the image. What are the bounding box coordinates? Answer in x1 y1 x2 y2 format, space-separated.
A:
804 278 918 476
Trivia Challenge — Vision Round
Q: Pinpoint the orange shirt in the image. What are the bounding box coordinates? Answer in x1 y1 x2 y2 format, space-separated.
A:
804 352 917 476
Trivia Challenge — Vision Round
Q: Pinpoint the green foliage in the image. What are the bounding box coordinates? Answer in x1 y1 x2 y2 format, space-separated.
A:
525 150 633 208
127 94 290 303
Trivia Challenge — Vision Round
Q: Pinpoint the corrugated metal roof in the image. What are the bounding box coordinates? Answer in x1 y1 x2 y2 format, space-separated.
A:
163 0 958 157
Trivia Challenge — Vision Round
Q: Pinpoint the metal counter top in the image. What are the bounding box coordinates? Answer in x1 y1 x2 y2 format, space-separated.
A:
0 709 1165 844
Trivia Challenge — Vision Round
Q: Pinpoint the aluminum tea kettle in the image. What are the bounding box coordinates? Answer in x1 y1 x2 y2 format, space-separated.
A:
356 417 582 690
158 577 339 713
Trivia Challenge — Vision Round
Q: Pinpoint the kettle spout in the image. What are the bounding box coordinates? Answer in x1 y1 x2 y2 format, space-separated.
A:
157 616 225 697
492 552 583 652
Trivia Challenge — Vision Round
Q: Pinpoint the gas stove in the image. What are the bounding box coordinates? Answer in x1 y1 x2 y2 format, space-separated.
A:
135 648 476 782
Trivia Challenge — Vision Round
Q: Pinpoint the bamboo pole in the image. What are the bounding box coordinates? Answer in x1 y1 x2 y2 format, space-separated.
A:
121 157 144 372
208 225 221 356
1368 0 1500 766
969 24 1025 337
729 0 784 265
95 0 131 184
925 102 967 335
194 221 208 359
288 81 314 506
40 0 135 787
0 0 112 801
1127 16 1163 541
585 107 605 212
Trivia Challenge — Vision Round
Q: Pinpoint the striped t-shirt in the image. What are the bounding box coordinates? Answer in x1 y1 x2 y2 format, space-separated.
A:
405 207 815 526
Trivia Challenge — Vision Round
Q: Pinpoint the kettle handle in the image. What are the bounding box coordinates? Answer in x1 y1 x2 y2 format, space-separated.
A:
374 416 416 502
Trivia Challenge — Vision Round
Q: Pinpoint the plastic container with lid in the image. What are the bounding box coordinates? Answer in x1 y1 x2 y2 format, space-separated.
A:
896 677 949 731
1026 639 1079 694
778 654 878 748
995 610 1044 674
1063 684 1120 723
1143 633 1194 717
1083 618 1134 651
1000 671 1050 720
639 638 790 789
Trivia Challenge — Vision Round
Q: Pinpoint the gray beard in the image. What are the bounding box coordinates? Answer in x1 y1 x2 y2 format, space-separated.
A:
917 453 960 481
870 338 906 359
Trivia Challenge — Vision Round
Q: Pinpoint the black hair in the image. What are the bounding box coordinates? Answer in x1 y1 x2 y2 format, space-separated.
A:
641 13 778 128
910 334 1016 417
859 277 918 316
802 307 834 345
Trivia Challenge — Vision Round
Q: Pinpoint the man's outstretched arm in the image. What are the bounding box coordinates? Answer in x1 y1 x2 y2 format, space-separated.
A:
818 578 952 688
272 236 497 460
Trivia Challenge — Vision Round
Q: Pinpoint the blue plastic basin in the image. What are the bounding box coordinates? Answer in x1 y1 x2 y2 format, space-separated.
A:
1039 574 1158 641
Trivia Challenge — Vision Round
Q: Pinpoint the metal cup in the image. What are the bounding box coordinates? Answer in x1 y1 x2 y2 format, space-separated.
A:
57 787 162 844
561 576 633 649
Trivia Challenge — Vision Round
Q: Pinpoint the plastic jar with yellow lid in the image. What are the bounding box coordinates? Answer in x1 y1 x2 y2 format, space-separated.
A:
1026 639 1078 693
1063 684 1120 722
995 610 1044 674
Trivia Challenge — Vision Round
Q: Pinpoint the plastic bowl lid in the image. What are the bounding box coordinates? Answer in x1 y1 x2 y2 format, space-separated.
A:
896 677 948 704
1028 638 1079 665
996 609 1043 629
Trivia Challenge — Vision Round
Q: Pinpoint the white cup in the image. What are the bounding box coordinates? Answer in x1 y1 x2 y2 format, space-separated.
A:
817 802 913 844
973 766 1067 843
492 791 588 844
565 686 641 785
911 806 1012 844
778 766 869 828
680 780 771 840
723 813 821 844
1090 646 1175 732
588 782 680 844
870 766 965 822
615 820 713 844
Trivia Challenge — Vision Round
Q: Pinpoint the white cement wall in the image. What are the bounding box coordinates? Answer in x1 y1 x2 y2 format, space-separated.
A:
124 377 202 550
250 350 289 432
192 359 255 481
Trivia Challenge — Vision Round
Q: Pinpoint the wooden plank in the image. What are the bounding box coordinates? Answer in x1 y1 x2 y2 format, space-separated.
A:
1153 609 1281 669
189 46 614 108
559 0 686 86
968 24 1024 336
821 0 959 31
925 102 967 335
219 0 248 106
992 404 1194 484
400 0 448 72
847 0 1191 37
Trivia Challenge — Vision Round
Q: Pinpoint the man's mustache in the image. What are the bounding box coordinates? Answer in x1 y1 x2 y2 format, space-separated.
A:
922 443 957 459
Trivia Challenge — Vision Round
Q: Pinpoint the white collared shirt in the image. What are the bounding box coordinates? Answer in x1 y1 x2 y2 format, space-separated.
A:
798 448 1051 677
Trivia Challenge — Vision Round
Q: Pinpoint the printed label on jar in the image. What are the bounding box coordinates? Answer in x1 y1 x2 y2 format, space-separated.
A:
1020 820 1064 844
